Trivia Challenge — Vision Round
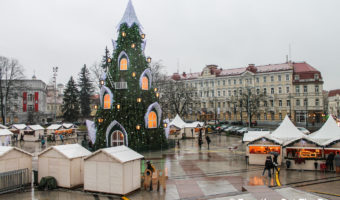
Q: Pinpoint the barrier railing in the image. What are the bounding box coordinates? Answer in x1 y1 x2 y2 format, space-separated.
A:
0 168 30 194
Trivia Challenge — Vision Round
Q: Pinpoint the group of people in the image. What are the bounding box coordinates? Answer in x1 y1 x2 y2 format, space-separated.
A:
198 129 211 150
326 152 340 173
262 154 279 178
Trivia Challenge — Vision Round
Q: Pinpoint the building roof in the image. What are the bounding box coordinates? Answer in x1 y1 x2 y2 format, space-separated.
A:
0 146 33 157
39 144 91 159
46 124 62 130
85 145 144 163
293 62 322 81
0 129 13 136
243 131 270 142
309 116 340 143
117 0 142 30
271 115 305 142
328 89 340 97
28 125 45 131
11 124 27 130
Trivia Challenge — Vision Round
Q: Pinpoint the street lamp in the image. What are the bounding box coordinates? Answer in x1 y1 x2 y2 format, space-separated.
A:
53 67 58 122
304 98 308 128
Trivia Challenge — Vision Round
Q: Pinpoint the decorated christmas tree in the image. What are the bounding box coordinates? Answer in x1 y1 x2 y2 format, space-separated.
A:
94 0 168 151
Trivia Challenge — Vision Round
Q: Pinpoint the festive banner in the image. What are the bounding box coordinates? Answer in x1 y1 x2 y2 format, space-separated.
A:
34 92 39 112
23 92 27 112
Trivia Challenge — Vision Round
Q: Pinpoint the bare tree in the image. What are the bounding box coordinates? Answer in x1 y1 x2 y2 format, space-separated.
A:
90 61 104 92
238 89 266 126
0 56 25 124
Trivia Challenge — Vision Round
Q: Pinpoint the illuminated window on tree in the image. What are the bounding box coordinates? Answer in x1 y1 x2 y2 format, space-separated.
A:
120 58 128 70
111 130 124 146
103 94 111 109
148 111 157 128
142 76 149 90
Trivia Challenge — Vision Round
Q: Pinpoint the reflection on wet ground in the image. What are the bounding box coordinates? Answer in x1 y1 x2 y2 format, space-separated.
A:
2 134 337 199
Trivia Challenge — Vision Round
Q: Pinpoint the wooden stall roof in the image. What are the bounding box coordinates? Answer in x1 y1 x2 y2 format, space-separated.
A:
85 146 144 163
38 144 91 159
247 134 282 146
283 136 323 147
0 146 33 158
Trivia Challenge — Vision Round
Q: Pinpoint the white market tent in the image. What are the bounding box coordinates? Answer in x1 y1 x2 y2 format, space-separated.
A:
169 114 204 138
84 146 144 195
169 114 186 128
243 131 270 143
0 146 33 181
0 129 13 146
63 123 77 129
46 124 62 134
309 116 340 144
0 124 8 129
271 115 305 142
38 144 91 188
22 125 45 142
11 124 27 130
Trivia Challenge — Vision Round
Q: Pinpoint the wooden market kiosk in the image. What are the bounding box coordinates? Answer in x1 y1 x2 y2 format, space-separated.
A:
247 134 282 165
283 137 324 170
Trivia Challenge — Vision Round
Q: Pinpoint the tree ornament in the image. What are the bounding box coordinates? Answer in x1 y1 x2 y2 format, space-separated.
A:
141 33 145 39
131 43 136 48
122 31 126 37
147 57 152 63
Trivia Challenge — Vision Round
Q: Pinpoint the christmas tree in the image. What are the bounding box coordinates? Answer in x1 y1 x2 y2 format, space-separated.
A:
94 0 168 151
63 76 80 122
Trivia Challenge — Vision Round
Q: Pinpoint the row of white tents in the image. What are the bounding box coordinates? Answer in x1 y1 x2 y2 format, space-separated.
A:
0 144 143 195
168 114 204 139
0 123 77 145
244 115 340 170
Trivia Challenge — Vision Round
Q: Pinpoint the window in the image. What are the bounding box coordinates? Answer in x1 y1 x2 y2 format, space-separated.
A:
295 86 300 93
28 105 33 111
279 113 282 120
279 87 282 94
223 80 225 85
228 79 231 85
203 102 206 108
218 91 221 97
271 76 274 82
211 90 214 97
264 101 268 107
211 81 214 87
148 111 157 128
217 81 220 86
263 88 267 95
111 130 124 146
28 94 33 102
278 75 281 81
279 100 282 107
256 77 259 83
270 100 274 107
142 76 149 90
256 89 260 95
287 100 291 107
233 90 236 96
304 99 308 106
120 58 128 70
304 85 308 93
286 74 290 81
286 87 290 93
315 99 319 106
103 94 111 109
271 88 274 94
294 75 299 80
271 112 275 120
233 79 236 85
200 81 203 87
14 104 18 111
239 79 242 84
14 93 18 100
296 99 300 106
228 90 231 96
200 91 203 97
315 85 319 93
239 90 242 95
314 74 319 80
263 76 267 83
223 90 226 96
218 102 221 108
264 113 267 120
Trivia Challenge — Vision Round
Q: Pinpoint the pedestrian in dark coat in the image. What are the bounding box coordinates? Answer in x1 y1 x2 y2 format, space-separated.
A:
198 137 203 149
205 135 211 150
335 152 340 173
262 156 273 178
327 152 335 171
272 154 279 174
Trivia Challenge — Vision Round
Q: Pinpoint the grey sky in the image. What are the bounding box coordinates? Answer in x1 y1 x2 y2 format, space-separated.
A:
1 0 339 90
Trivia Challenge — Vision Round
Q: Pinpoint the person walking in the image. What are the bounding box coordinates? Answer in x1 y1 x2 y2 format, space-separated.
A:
205 135 211 150
191 128 194 138
41 136 45 148
59 134 64 143
326 152 335 171
334 152 340 173
198 137 203 149
262 156 273 178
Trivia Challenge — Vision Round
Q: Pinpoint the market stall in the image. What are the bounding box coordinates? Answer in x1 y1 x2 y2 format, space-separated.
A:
84 146 144 195
38 144 91 188
168 115 204 139
9 124 27 140
243 131 270 144
0 146 33 181
309 116 340 144
247 134 282 165
22 125 45 142
0 129 13 146
283 136 324 170
184 122 204 138
46 124 77 141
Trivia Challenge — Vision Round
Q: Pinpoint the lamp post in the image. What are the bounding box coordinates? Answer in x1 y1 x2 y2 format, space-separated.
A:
53 67 58 122
288 94 292 120
247 88 251 128
304 98 308 129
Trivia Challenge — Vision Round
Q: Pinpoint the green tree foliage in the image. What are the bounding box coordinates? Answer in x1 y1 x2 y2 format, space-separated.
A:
78 64 93 118
62 76 80 122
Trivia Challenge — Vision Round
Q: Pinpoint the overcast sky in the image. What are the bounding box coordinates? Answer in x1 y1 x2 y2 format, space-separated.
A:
1 0 339 90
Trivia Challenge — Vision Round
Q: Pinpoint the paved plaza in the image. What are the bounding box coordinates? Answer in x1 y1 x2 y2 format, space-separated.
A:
2 134 340 199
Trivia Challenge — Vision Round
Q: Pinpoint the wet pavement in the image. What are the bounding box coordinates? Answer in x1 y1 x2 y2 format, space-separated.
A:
2 134 338 199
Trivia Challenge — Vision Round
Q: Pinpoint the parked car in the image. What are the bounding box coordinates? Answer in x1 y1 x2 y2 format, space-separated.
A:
223 126 235 132
236 127 249 135
231 121 243 125
297 127 310 135
230 127 242 134
216 125 228 132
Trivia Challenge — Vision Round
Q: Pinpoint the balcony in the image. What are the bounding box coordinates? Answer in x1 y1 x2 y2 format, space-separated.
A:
114 82 128 89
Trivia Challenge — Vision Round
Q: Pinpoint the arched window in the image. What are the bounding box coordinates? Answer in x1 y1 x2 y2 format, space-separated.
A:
142 76 149 90
120 58 128 70
148 111 157 128
103 94 111 109
111 130 124 146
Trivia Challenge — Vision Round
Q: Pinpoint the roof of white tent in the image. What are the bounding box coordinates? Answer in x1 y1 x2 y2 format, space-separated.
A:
46 124 62 130
271 115 305 142
185 122 204 128
0 129 13 136
85 146 144 163
28 125 45 131
11 124 27 130
283 135 323 147
62 123 75 129
309 117 340 143
322 136 340 146
169 114 186 128
39 144 91 159
0 124 8 129
243 131 270 142
248 133 283 145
